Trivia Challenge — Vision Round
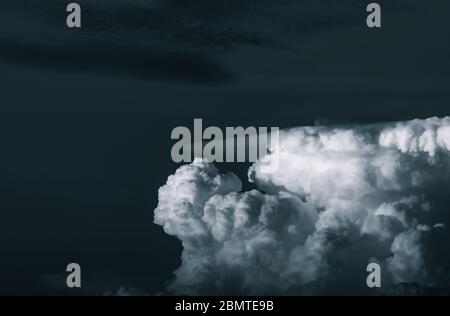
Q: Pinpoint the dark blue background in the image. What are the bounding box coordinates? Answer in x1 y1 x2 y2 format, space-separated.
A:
1 0 449 294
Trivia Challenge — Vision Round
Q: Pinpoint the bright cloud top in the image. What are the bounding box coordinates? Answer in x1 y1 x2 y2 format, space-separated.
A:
154 117 450 295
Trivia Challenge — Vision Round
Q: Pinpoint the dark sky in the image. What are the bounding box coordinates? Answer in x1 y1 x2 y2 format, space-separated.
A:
1 0 450 295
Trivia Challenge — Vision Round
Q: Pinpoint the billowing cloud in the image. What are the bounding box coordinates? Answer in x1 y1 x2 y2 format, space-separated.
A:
154 117 450 295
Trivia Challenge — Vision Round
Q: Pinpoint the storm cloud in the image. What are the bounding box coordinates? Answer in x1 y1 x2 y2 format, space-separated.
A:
154 117 450 295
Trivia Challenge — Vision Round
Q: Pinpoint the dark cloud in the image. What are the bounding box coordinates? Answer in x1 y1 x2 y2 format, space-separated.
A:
0 1 379 83
0 38 233 83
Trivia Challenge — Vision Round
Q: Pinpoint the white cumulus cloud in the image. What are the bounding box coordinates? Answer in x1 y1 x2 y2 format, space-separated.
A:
154 117 450 295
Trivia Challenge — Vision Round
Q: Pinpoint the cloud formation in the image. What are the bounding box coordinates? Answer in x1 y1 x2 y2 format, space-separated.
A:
154 117 450 295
